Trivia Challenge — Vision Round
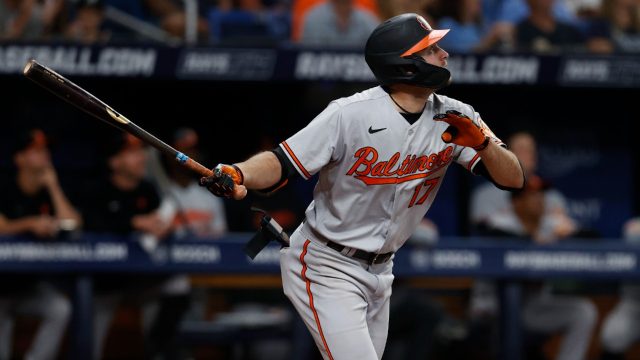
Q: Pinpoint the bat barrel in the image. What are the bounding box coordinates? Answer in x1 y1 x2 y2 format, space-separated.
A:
23 59 213 177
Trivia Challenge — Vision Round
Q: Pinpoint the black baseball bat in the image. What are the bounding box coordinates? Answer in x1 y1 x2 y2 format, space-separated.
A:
22 59 213 177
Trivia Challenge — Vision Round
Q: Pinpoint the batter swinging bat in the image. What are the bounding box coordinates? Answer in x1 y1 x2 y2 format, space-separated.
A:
22 59 213 177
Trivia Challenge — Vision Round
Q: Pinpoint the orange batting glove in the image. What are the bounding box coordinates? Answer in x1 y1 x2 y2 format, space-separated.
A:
433 110 490 151
199 164 247 200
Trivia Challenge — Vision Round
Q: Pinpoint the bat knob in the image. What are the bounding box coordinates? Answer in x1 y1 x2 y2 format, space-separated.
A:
23 59 37 76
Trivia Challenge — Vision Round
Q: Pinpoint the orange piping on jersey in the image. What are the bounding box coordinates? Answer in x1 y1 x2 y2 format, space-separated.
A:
468 153 481 172
282 141 312 179
300 240 335 360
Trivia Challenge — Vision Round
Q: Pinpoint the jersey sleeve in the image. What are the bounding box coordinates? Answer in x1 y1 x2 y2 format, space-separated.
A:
455 111 504 173
279 102 343 180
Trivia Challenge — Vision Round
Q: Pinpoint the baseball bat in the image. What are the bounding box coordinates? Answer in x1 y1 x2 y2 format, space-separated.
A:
22 59 213 177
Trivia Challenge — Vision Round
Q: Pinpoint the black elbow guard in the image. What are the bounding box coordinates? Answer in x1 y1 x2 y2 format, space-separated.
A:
255 147 298 195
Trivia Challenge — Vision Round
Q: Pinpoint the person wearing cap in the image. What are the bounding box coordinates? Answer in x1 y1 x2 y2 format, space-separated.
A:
0 128 81 238
478 174 598 360
0 128 75 360
64 0 111 44
139 127 229 359
299 0 380 48
159 127 228 239
470 131 574 235
198 13 524 359
79 132 172 360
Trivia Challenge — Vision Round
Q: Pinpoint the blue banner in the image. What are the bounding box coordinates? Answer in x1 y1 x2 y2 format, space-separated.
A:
1 43 640 87
2 235 640 279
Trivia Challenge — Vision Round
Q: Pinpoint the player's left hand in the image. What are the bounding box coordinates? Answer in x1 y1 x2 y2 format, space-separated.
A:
199 163 247 200
433 110 489 150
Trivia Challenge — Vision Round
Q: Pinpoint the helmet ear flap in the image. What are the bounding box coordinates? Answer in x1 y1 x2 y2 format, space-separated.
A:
396 63 418 76
398 54 425 76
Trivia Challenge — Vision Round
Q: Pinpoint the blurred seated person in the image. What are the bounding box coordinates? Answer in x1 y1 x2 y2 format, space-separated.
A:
482 175 581 242
208 0 291 44
599 217 640 360
223 134 307 233
159 127 228 239
585 0 640 54
80 132 172 360
0 0 66 40
144 0 209 41
86 0 208 42
299 0 379 48
292 0 378 40
65 0 110 43
437 0 516 53
375 0 437 24
0 128 75 360
480 175 598 360
470 131 572 235
515 0 586 53
497 0 578 25
140 128 229 358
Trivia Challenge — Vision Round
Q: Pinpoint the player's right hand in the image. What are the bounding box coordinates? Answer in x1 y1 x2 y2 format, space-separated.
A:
199 163 247 200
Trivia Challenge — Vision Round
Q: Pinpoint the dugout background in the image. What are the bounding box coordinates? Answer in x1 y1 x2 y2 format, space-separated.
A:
1 75 637 238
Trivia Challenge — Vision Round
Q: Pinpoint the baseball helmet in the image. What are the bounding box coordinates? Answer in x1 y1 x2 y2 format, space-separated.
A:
365 13 451 88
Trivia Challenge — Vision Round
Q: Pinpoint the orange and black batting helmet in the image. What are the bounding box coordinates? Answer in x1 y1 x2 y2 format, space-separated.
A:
365 13 451 88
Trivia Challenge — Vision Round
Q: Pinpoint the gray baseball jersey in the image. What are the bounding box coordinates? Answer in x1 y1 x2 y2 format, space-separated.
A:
278 86 503 359
281 85 502 253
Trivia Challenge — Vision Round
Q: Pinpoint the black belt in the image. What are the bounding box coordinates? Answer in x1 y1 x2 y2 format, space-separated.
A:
325 240 394 265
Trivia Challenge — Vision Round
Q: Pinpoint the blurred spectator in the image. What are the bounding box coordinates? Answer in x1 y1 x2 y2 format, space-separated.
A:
515 0 586 53
0 128 74 360
585 0 640 53
483 175 586 242
80 132 172 360
144 0 209 41
478 176 598 360
223 134 307 233
159 127 227 239
292 0 377 40
140 128 228 358
565 0 602 19
375 0 438 23
0 0 67 40
437 0 516 53
298 0 379 48
207 0 291 44
470 131 573 234
497 0 578 25
65 0 110 43
469 130 598 360
599 217 640 360
73 0 209 43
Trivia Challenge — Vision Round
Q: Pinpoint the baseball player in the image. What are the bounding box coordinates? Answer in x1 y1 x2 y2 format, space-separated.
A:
200 13 524 360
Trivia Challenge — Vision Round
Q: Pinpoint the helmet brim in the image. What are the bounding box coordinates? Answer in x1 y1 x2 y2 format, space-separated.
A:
401 29 450 57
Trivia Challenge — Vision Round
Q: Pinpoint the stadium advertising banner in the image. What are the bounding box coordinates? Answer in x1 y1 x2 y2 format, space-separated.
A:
2 43 640 87
1 237 640 279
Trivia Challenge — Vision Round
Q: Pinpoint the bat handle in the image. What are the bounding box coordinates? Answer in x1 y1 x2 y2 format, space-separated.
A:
175 152 213 177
